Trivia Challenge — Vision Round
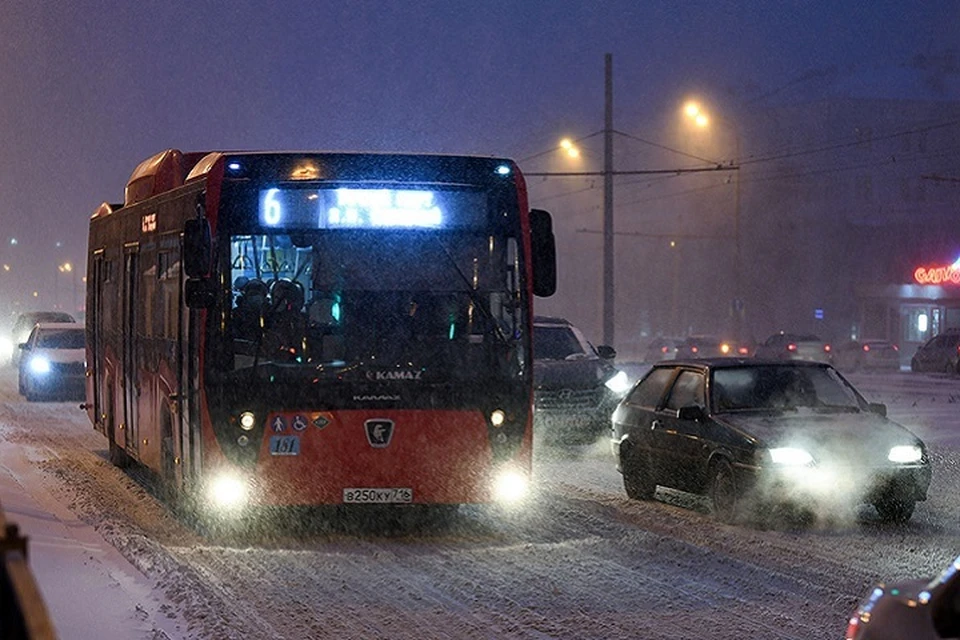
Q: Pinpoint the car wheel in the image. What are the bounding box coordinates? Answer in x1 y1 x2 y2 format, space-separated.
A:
621 451 656 500
709 458 740 523
874 495 916 523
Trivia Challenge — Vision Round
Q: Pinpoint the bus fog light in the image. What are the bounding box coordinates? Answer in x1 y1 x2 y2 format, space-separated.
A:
239 411 256 430
207 473 248 510
493 469 529 503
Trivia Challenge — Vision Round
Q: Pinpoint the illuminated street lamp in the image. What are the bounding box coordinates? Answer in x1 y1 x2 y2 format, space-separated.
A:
559 138 581 158
57 261 76 311
682 99 743 339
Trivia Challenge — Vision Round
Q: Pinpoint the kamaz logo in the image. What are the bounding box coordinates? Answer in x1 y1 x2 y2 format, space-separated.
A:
365 370 423 381
365 419 394 448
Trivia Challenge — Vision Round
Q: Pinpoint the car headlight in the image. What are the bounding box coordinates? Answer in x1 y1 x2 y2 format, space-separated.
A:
29 356 51 375
768 447 815 466
888 445 923 464
0 338 13 360
604 370 631 395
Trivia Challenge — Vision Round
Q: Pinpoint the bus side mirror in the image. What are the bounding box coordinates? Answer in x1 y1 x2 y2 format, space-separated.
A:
185 277 216 309
530 209 557 297
183 218 211 278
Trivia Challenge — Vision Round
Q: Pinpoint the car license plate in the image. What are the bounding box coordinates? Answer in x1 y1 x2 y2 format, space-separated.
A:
342 488 413 504
269 435 301 456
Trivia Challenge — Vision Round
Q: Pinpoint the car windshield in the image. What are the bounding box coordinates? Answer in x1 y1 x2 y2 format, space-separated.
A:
534 325 589 360
36 329 85 349
711 365 862 412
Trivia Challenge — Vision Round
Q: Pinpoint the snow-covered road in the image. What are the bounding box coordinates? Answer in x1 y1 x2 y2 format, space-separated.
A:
1 367 959 639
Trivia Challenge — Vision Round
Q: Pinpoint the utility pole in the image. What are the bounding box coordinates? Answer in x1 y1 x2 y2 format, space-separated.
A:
603 53 614 347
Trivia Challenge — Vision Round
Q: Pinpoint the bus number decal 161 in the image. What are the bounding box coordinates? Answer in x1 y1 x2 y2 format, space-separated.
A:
269 435 301 456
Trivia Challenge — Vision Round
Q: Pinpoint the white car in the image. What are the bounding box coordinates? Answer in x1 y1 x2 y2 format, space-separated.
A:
846 553 960 639
18 322 86 401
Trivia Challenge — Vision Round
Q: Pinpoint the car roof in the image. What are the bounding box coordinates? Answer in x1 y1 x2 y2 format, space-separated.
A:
33 322 84 331
533 315 572 326
652 357 832 370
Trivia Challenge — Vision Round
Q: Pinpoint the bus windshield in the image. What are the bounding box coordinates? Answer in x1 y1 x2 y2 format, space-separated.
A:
222 230 525 381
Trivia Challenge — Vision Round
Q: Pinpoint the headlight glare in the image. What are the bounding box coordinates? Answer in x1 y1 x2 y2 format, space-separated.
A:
493 468 529 504
207 473 248 510
888 445 922 464
604 370 631 395
29 356 51 375
769 447 815 466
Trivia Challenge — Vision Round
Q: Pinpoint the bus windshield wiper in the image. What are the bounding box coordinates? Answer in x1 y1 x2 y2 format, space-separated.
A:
431 236 511 347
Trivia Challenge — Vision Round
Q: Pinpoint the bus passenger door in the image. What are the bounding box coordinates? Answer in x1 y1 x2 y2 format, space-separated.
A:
177 254 202 490
122 247 139 457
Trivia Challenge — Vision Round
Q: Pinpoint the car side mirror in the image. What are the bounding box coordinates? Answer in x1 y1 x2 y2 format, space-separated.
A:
677 405 704 421
596 345 616 360
868 402 887 417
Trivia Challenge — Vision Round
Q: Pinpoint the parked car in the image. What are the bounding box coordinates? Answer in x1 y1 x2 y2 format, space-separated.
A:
910 329 960 374
533 316 631 444
753 332 833 363
3 310 77 365
18 322 86 401
845 553 960 639
833 339 901 373
611 359 930 523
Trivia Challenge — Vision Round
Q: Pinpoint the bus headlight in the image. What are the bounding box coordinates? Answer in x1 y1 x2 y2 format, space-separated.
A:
493 468 529 504
239 411 256 431
29 356 51 375
207 473 248 510
490 409 505 427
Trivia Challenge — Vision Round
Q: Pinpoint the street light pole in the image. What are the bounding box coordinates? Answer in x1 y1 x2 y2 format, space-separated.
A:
603 53 614 347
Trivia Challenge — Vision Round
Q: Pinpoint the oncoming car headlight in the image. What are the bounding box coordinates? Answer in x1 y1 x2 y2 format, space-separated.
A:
206 472 248 510
604 370 631 395
768 447 815 466
29 356 51 375
492 468 529 504
888 445 923 464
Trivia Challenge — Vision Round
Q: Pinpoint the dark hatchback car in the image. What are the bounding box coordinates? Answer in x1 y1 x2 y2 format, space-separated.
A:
910 329 960 374
611 359 931 523
533 316 631 444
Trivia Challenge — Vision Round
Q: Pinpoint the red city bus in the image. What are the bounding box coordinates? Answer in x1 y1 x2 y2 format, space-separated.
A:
85 149 556 516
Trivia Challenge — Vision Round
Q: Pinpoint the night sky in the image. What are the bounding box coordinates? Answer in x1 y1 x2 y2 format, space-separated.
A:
1 0 956 318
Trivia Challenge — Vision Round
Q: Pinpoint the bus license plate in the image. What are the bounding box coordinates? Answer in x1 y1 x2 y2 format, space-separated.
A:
269 435 301 456
342 488 413 504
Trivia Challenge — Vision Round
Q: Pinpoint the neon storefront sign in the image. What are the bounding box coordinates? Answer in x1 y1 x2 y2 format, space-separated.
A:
914 262 960 285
